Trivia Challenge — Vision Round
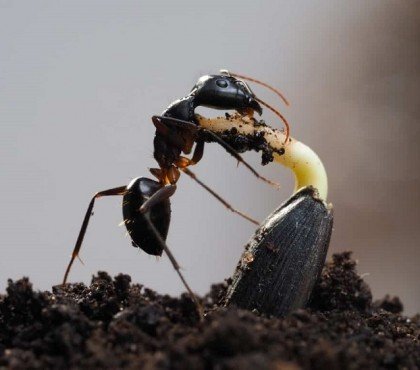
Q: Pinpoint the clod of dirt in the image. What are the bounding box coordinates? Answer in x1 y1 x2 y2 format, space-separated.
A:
1 252 419 370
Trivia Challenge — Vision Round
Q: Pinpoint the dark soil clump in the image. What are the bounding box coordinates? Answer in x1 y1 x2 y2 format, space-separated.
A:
1 252 419 369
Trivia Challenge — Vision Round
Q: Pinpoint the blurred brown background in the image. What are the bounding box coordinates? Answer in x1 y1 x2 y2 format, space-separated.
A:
1 1 419 314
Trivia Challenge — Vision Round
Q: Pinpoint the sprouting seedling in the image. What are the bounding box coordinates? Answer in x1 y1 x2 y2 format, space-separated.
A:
196 113 328 201
195 113 332 317
220 70 291 144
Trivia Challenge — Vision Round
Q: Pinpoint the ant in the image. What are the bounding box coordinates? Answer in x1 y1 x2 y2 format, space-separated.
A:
62 70 290 310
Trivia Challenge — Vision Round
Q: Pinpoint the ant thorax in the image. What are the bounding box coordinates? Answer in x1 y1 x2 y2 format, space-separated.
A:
162 95 196 123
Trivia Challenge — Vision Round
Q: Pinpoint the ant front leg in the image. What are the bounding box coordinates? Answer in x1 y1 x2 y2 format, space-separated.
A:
62 185 127 285
196 129 280 188
174 139 204 168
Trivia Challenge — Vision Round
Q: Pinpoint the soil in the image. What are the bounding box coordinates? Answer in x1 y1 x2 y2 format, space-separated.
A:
0 252 419 370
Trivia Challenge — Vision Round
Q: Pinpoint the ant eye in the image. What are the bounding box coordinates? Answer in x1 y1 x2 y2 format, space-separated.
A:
216 79 228 88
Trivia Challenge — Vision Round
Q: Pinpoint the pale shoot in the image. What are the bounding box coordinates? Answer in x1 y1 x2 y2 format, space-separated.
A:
196 114 328 202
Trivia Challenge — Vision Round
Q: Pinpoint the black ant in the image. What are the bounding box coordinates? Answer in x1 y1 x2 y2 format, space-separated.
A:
62 71 290 310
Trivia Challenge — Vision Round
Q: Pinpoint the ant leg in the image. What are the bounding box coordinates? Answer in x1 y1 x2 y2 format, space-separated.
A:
141 212 204 317
174 145 259 225
190 139 204 164
62 186 127 285
180 167 259 226
139 184 177 214
173 142 259 225
131 181 203 316
175 139 205 168
198 129 280 189
152 115 280 189
152 115 199 133
152 116 186 149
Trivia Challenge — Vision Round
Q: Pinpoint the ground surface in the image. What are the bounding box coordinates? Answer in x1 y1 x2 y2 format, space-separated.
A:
0 252 419 369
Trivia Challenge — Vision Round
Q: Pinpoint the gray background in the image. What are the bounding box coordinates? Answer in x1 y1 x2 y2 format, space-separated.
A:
1 1 419 314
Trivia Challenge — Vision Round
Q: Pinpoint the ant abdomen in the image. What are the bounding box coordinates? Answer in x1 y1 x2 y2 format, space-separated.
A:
122 177 171 256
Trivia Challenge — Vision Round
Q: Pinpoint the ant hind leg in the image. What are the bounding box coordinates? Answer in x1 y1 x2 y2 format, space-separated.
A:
62 185 127 285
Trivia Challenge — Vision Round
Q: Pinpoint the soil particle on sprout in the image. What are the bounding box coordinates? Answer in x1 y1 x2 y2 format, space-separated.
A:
0 252 419 370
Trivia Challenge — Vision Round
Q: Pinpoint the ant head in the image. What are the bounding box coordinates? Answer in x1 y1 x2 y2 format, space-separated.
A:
191 74 263 115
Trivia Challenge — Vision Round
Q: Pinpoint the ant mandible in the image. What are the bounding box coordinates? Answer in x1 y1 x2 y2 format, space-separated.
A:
62 70 290 308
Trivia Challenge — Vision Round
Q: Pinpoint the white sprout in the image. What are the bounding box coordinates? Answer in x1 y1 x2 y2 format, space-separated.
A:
196 114 328 202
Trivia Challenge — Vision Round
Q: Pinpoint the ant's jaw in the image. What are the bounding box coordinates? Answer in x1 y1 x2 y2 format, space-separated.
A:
238 107 258 117
247 98 263 115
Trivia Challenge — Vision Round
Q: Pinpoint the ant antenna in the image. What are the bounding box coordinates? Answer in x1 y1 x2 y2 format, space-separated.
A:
220 70 291 144
220 70 290 107
255 97 290 144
